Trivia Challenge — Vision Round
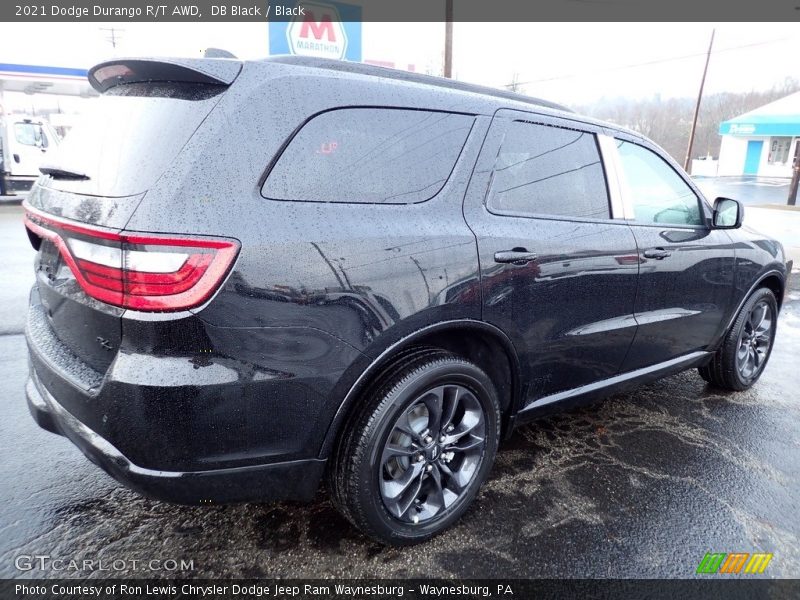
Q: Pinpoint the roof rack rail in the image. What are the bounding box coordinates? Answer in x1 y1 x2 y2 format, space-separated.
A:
264 56 573 113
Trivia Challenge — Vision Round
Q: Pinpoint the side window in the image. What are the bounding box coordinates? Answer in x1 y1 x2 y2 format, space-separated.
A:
14 123 37 146
262 108 473 204
768 137 791 164
616 140 703 226
14 122 48 148
486 120 610 220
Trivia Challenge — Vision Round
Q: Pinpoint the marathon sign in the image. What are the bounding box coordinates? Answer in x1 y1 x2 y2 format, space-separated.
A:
269 1 362 62
287 2 347 59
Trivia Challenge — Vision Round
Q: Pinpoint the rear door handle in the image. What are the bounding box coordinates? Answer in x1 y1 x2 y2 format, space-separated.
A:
494 249 538 265
643 247 672 260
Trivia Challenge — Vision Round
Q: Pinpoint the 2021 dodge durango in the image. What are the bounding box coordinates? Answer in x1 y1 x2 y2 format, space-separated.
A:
24 56 791 545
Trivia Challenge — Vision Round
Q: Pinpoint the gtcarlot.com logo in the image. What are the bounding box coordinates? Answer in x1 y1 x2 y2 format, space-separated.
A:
697 552 773 574
15 554 194 573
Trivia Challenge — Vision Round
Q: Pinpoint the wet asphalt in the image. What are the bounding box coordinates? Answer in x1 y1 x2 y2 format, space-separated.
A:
693 176 792 207
0 204 798 579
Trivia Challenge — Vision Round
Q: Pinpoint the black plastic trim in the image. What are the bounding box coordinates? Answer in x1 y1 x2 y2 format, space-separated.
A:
26 374 325 504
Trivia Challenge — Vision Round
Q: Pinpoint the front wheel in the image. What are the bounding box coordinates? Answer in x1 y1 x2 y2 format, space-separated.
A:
328 350 501 545
699 287 778 391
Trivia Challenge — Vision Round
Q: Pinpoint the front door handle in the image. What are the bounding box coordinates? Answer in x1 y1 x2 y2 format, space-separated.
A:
494 249 538 265
643 247 672 260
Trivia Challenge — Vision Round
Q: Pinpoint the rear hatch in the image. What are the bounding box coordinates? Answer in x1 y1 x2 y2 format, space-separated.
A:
25 58 241 374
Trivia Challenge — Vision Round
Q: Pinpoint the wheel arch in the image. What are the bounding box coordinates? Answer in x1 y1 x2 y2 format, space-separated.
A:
711 268 786 352
736 268 786 316
758 273 785 310
318 319 524 459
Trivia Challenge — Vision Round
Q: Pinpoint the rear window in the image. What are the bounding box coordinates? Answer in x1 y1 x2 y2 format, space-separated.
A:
261 108 474 204
42 82 224 197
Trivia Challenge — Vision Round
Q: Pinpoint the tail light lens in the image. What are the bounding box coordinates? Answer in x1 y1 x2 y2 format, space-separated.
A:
24 204 239 312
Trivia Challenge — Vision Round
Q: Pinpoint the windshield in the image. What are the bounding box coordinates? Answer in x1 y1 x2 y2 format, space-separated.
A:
43 82 225 197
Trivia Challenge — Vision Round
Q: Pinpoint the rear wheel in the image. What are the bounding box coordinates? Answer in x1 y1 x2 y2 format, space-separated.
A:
699 287 778 391
329 349 500 545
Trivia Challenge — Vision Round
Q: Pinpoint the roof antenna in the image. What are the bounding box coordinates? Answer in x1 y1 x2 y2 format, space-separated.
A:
204 48 237 59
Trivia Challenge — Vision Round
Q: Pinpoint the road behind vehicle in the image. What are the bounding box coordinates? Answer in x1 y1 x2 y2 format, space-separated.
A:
22 56 791 545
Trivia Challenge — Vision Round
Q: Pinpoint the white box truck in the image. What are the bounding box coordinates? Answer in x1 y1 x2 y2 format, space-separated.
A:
1 115 61 195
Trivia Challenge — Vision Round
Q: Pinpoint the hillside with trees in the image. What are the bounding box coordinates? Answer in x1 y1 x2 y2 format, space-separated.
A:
573 78 800 164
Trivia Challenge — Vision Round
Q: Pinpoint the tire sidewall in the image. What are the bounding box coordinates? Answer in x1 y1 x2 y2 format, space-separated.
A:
731 288 778 388
357 360 500 544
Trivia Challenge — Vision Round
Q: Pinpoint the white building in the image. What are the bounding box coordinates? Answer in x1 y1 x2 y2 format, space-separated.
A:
717 91 800 178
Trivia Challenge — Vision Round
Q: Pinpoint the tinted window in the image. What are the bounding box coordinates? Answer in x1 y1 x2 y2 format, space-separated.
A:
262 108 473 204
616 140 703 226
487 121 609 219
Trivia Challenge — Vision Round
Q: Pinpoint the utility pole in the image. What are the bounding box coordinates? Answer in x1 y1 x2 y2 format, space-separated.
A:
684 28 715 172
100 27 124 49
443 0 453 78
788 143 800 206
506 73 521 93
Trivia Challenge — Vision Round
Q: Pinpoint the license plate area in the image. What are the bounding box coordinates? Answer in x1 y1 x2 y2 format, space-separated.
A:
37 239 62 281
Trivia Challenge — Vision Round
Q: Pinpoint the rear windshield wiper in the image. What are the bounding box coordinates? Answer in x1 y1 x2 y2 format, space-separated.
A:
39 165 90 180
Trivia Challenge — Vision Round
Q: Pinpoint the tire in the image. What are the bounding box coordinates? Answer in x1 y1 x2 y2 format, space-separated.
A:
328 349 501 545
699 287 778 391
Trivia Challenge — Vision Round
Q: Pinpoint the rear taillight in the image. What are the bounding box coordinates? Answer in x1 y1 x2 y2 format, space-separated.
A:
24 204 239 312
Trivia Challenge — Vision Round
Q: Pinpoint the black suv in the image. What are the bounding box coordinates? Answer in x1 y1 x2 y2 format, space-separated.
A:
24 56 791 545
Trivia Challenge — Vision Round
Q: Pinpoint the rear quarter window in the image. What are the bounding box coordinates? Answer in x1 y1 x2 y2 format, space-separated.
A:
261 108 474 204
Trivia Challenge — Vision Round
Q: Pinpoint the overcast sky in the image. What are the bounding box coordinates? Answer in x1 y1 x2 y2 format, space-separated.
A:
1 22 799 108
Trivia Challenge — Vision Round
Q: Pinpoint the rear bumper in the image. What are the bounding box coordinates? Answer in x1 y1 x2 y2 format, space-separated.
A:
26 371 325 504
22 285 362 505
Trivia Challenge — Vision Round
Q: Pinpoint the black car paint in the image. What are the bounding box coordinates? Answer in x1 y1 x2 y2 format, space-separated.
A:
463 111 642 402
24 56 789 505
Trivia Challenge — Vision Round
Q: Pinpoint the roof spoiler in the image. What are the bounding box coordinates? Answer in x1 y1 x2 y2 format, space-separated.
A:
88 57 242 93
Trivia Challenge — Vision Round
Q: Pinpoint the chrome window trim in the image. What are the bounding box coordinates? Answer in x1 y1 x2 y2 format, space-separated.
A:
597 134 633 220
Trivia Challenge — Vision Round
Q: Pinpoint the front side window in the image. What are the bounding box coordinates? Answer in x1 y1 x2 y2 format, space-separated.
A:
768 137 791 164
486 120 609 220
262 108 473 204
14 122 48 148
615 140 703 226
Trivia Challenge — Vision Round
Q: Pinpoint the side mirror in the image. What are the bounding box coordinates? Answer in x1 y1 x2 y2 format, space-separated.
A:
712 197 743 229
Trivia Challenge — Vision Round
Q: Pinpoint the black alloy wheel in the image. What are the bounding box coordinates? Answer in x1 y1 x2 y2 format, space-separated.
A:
699 287 778 391
329 349 501 545
379 382 487 524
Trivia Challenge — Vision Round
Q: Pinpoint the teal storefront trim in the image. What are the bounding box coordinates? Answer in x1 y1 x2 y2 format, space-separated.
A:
719 115 800 136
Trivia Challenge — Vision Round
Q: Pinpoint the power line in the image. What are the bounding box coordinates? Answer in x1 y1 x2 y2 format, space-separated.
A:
99 27 124 49
510 35 798 88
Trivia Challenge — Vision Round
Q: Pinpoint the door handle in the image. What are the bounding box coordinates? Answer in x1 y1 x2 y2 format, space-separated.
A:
643 247 672 260
494 249 538 265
